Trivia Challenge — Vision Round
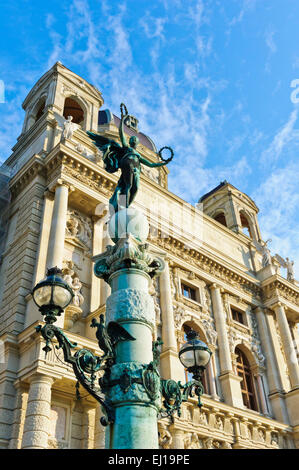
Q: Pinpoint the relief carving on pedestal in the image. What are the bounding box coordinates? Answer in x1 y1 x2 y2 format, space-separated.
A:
158 423 172 449
65 210 92 253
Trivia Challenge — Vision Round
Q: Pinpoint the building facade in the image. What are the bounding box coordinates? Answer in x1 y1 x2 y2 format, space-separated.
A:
0 62 299 449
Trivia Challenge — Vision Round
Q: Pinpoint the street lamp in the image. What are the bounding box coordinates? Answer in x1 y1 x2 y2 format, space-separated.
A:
32 267 73 323
160 330 211 419
179 329 212 377
34 264 213 446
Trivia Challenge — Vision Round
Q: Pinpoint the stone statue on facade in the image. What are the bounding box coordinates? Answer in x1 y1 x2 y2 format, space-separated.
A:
72 277 84 307
275 254 295 282
87 103 174 214
62 115 77 140
253 239 272 267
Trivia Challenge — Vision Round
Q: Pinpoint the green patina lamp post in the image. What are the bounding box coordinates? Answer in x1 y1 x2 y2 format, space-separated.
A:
33 103 212 449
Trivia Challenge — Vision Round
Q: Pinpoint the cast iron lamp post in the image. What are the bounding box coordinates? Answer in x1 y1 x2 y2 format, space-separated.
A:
34 252 212 447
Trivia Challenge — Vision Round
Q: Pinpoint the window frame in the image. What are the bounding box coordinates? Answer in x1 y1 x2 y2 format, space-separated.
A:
235 348 258 411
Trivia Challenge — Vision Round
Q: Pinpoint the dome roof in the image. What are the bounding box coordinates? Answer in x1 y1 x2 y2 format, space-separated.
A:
98 109 157 152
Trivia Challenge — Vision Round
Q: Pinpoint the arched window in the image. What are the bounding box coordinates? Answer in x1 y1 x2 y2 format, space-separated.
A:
35 99 46 122
63 97 84 125
183 323 210 395
240 211 253 238
235 347 258 411
214 212 227 227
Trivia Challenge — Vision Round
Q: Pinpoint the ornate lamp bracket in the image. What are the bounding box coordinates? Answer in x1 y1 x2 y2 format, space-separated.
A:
36 314 136 426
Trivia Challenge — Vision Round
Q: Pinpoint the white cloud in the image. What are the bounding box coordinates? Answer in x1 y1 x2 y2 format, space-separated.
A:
265 30 277 54
253 163 299 279
260 108 299 165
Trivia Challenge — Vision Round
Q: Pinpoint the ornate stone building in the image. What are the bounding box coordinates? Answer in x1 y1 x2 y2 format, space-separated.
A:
0 62 299 449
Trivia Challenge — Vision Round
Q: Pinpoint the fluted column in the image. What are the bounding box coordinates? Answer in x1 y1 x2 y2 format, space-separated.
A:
274 303 299 389
46 180 73 269
159 260 181 380
210 284 232 373
21 374 54 449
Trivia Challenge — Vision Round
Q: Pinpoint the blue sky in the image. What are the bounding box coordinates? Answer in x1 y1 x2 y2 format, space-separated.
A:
0 0 298 278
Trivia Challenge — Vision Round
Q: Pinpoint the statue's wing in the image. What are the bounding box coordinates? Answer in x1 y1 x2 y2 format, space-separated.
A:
275 254 287 267
107 322 136 344
86 131 125 173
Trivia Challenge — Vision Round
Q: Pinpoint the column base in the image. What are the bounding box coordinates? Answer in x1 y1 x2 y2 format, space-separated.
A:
268 391 290 424
219 372 244 408
160 349 184 382
285 387 299 426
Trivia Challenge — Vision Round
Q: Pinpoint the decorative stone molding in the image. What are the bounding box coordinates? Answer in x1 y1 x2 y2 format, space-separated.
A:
65 209 93 252
158 423 172 449
262 279 299 308
149 235 262 300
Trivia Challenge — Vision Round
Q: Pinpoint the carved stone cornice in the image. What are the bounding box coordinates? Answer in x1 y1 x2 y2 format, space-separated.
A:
261 278 299 309
149 231 262 299
10 156 45 199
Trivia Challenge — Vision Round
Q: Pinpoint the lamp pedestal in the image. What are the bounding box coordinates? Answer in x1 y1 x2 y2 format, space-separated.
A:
93 208 164 449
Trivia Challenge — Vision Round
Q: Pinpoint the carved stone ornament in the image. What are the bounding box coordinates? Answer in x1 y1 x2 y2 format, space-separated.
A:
158 423 172 449
66 210 92 250
93 233 165 283
201 319 218 347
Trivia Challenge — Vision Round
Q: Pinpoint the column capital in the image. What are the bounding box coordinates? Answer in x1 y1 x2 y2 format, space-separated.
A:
92 210 108 223
50 178 75 193
210 282 220 291
272 301 286 312
27 373 55 386
43 189 55 201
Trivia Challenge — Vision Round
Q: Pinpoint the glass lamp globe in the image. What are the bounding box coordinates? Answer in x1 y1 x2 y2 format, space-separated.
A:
32 267 74 313
179 330 212 370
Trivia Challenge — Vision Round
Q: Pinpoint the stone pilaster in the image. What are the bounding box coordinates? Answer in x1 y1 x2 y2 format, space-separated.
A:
81 404 95 449
159 260 181 381
274 303 299 389
210 284 232 373
254 373 269 416
90 215 105 312
46 179 74 269
21 374 54 449
94 404 106 449
25 190 54 328
210 284 243 407
46 180 74 328
254 307 284 394
8 382 29 449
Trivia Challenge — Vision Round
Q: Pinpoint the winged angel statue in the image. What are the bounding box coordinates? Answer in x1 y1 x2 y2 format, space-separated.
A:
252 239 272 267
275 254 295 282
87 103 174 214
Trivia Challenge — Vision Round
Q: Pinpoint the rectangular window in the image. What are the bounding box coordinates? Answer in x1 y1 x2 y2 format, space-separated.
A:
181 283 196 301
231 308 244 324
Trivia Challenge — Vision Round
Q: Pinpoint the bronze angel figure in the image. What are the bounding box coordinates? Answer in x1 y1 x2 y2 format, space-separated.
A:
87 103 174 214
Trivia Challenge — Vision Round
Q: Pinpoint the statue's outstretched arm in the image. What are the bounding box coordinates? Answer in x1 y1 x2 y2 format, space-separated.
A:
139 156 169 168
119 113 128 147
